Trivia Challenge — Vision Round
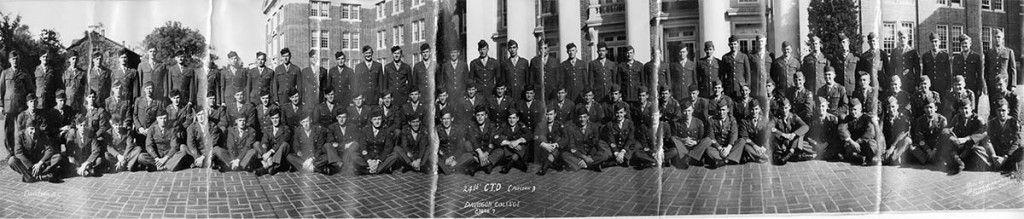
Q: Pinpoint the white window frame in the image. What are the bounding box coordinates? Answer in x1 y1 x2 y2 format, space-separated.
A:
321 30 330 49
882 22 896 52
901 21 915 47
950 25 964 53
936 25 949 51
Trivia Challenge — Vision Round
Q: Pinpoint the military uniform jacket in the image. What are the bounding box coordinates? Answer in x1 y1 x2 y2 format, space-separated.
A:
840 115 876 144
467 121 499 152
220 65 249 105
618 60 645 102
669 59 696 100
470 57 499 94
487 95 514 124
88 66 112 101
576 101 605 124
384 61 412 98
589 58 617 100
328 65 354 105
133 96 165 129
671 116 708 148
292 126 329 160
696 57 721 99
247 66 274 101
376 105 402 131
951 50 985 94
224 127 257 160
740 115 771 146
985 47 1017 86
603 119 636 152
410 62 431 96
318 101 345 127
437 125 468 157
104 129 135 156
258 124 292 157
564 121 603 156
885 47 921 86
921 49 952 94
808 113 840 144
398 126 428 161
272 63 300 100
227 101 257 129
835 52 861 93
851 87 879 116
299 66 328 104
63 129 102 164
535 120 567 149
748 51 772 99
34 65 61 106
949 113 987 144
2 67 36 114
706 115 738 147
496 122 529 150
360 126 392 160
549 99 575 123
63 66 88 111
353 61 384 105
502 56 530 100
802 52 830 92
167 64 197 103
139 59 167 98
439 60 469 99
106 96 132 124
816 84 848 118
771 55 800 91
562 58 589 100
787 87 816 123
882 112 910 145
515 99 543 130
186 124 222 157
858 49 884 88
987 117 1020 156
346 105 368 129
326 122 360 147
528 56 559 101
83 107 111 136
911 113 947 150
722 51 750 96
111 65 140 99
165 103 194 130
910 90 941 119
281 103 304 128
770 115 807 141
146 123 179 158
14 131 56 166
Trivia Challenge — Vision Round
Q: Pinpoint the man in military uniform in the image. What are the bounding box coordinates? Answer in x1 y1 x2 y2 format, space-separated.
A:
466 105 498 174
549 86 575 124
140 110 190 171
840 99 879 166
886 31 921 92
106 81 132 127
619 46 645 103
103 114 142 172
164 90 194 134
8 119 62 182
516 85 544 131
647 50 668 102
220 51 248 106
603 104 637 168
411 44 433 99
788 73 816 124
576 89 604 124
355 46 385 106
347 92 369 129
34 51 61 109
134 82 165 135
272 48 300 105
437 111 474 175
909 96 946 166
562 43 589 101
112 49 139 100
942 76 976 118
384 46 412 104
590 42 616 102
771 41 800 92
359 110 393 174
214 116 259 172
318 87 346 127
562 107 608 172
749 35 772 102
671 45 696 101
946 98 987 174
529 40 559 102
834 34 861 94
487 83 514 125
139 47 167 100
254 108 291 176
441 48 469 102
695 104 736 169
534 107 567 175
851 72 879 117
951 34 985 97
910 76 942 119
985 29 1017 92
987 99 1021 174
858 32 884 89
667 99 708 169
325 111 360 176
248 52 274 104
328 51 353 107
492 109 530 173
286 114 337 174
88 52 112 104
374 90 401 131
803 36 831 93
280 89 304 128
64 51 88 112
388 113 428 173
470 40 499 98
3 51 34 154
808 97 843 161
881 96 911 166
503 41 531 101
816 67 849 119
184 110 219 169
722 36 750 98
300 50 328 107
168 52 196 105
734 100 772 164
922 33 952 98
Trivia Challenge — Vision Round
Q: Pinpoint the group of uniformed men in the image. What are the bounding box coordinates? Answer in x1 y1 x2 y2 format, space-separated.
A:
2 27 1022 182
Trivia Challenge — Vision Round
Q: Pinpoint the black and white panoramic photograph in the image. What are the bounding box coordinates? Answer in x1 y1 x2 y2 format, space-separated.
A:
0 0 1021 218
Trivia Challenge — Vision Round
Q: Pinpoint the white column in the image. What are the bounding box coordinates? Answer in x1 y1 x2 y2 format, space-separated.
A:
699 0 729 58
627 0 651 61
859 0 881 52
558 0 582 60
507 0 537 58
466 0 499 61
772 0 800 54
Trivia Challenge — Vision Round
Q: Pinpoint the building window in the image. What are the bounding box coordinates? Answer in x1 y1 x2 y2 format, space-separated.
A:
936 25 948 51
950 0 962 7
882 22 896 52
982 0 991 9
937 0 947 5
993 0 1003 11
739 40 751 54
901 22 915 47
342 4 350 19
738 0 758 3
351 5 360 20
353 34 360 50
310 3 319 17
950 25 963 53
311 30 319 48
320 1 330 17
376 3 385 20
342 32 350 49
412 20 421 43
321 30 329 49
392 0 403 14
982 26 992 48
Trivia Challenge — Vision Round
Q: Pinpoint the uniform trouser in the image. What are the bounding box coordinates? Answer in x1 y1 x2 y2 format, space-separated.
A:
993 149 1024 172
950 140 992 171
844 139 879 162
772 137 814 163
211 148 259 171
882 136 911 165
106 147 148 172
667 136 694 169
687 138 722 163
137 146 195 172
812 139 844 161
260 143 290 171
488 147 528 168
562 147 611 171
285 153 331 173
3 113 14 156
329 142 362 176
381 146 424 172
729 138 770 163
631 148 657 165
438 153 475 175
9 154 63 182
536 144 561 167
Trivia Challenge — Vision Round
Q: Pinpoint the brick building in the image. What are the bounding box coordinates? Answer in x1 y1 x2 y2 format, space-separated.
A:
263 0 436 68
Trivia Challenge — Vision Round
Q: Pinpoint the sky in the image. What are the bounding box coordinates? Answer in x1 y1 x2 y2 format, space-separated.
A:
0 0 266 65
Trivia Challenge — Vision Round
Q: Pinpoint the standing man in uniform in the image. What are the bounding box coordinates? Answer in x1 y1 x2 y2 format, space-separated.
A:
722 36 750 99
88 52 112 102
64 51 88 112
139 47 167 100
470 40 499 98
220 51 248 107
300 50 327 107
168 52 196 105
858 33 884 89
34 51 61 109
354 46 383 106
3 52 35 154
771 41 800 92
619 46 644 104
328 51 353 107
502 41 530 101
272 48 300 106
111 49 139 101
248 52 273 105
562 43 589 102
411 44 433 99
834 34 861 94
951 34 985 98
922 33 952 98
696 42 720 98
748 35 772 102
985 29 1016 95
886 31 920 92
384 46 412 104
529 40 559 102
802 36 830 93
590 42 616 102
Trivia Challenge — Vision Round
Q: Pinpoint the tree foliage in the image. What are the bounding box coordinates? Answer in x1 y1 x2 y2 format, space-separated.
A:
807 0 862 59
0 11 49 70
142 21 206 66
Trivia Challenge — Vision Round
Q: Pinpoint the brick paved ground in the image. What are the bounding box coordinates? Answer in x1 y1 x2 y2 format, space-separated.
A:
0 160 1020 217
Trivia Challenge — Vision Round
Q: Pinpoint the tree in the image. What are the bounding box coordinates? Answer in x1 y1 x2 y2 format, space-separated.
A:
0 11 48 70
807 0 862 60
142 21 206 66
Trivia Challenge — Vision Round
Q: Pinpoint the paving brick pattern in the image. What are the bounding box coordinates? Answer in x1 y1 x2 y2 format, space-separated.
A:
0 160 1020 218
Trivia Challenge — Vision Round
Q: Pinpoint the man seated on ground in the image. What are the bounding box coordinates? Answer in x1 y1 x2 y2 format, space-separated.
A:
771 98 812 165
667 99 708 169
562 107 608 172
946 98 987 175
840 99 879 166
986 99 1022 174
